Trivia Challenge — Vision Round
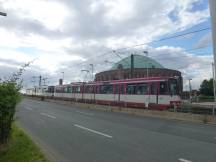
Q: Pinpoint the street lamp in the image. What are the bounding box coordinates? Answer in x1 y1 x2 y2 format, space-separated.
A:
105 60 116 64
0 12 7 17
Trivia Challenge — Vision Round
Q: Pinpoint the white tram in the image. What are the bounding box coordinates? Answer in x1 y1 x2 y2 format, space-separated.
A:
29 76 181 110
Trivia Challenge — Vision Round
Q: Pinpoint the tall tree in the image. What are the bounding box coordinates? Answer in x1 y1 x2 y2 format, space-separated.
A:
199 78 214 96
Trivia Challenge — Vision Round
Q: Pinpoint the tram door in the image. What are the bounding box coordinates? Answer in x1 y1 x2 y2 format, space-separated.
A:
150 82 158 104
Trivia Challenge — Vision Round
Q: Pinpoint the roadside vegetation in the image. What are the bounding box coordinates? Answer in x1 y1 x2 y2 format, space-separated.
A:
0 124 49 162
199 78 214 102
0 62 49 162
0 63 29 144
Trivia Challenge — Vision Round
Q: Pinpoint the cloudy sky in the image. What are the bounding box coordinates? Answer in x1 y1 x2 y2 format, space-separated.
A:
0 0 214 90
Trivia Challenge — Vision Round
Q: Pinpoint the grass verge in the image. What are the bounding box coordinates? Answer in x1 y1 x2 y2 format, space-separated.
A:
0 123 49 162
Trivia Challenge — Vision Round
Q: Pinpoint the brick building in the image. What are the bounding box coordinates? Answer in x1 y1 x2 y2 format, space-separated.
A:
96 54 181 79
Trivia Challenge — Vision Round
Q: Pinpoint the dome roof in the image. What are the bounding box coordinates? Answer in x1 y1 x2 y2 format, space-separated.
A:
110 54 164 70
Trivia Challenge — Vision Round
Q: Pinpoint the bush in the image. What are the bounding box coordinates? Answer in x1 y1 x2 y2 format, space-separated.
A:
0 62 31 144
198 95 214 102
0 82 21 144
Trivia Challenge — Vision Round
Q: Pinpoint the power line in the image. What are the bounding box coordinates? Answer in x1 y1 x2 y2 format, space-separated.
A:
114 27 211 52
68 27 212 68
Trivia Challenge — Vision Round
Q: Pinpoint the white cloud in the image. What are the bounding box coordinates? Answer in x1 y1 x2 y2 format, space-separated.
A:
0 0 212 90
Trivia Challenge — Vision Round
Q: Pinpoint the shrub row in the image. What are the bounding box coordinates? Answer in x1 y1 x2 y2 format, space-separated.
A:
0 82 21 144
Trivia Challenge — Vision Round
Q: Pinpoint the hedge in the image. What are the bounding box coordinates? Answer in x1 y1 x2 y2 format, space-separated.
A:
0 62 31 144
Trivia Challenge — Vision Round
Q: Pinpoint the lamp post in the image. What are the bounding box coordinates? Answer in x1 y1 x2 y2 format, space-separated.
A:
0 12 7 17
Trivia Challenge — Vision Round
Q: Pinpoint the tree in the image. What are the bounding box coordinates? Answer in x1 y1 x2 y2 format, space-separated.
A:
199 78 214 96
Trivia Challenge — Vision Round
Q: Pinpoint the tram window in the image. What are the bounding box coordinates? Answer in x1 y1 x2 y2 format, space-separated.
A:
100 84 113 94
56 87 64 93
170 82 177 95
73 86 80 93
159 82 167 95
115 85 119 94
85 86 89 93
126 84 136 94
89 86 93 93
55 87 61 93
67 87 72 93
151 83 157 95
120 84 125 94
72 87 76 93
95 86 99 94
137 83 148 95
85 86 93 93
77 87 81 93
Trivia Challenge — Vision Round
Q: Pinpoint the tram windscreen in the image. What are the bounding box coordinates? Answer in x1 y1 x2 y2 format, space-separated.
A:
159 82 168 95
169 79 179 95
100 84 113 94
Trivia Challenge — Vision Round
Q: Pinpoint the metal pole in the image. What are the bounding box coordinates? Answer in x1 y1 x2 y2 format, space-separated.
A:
189 79 192 102
39 76 42 88
209 0 216 115
90 64 94 81
212 62 216 115
130 54 134 78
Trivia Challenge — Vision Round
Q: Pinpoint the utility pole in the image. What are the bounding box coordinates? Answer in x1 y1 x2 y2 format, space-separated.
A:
189 79 192 102
209 0 216 115
31 76 36 88
131 54 134 78
39 75 42 88
42 78 48 86
89 64 94 81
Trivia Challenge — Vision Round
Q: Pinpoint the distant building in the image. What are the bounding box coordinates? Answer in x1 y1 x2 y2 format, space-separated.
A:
95 54 183 92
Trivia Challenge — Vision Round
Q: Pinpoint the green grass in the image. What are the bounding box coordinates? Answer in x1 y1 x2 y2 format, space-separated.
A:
0 123 49 162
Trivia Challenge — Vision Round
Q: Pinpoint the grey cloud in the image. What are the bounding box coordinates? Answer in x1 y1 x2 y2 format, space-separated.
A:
0 2 66 39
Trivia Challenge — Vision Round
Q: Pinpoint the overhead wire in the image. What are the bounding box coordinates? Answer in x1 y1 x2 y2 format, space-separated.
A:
25 27 212 87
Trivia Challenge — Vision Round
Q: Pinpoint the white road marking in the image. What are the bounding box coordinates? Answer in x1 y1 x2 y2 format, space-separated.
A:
74 124 112 138
40 113 56 119
25 107 33 111
75 111 94 116
178 158 192 162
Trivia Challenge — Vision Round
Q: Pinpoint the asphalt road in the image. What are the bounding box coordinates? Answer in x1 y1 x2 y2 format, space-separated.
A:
16 98 216 162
